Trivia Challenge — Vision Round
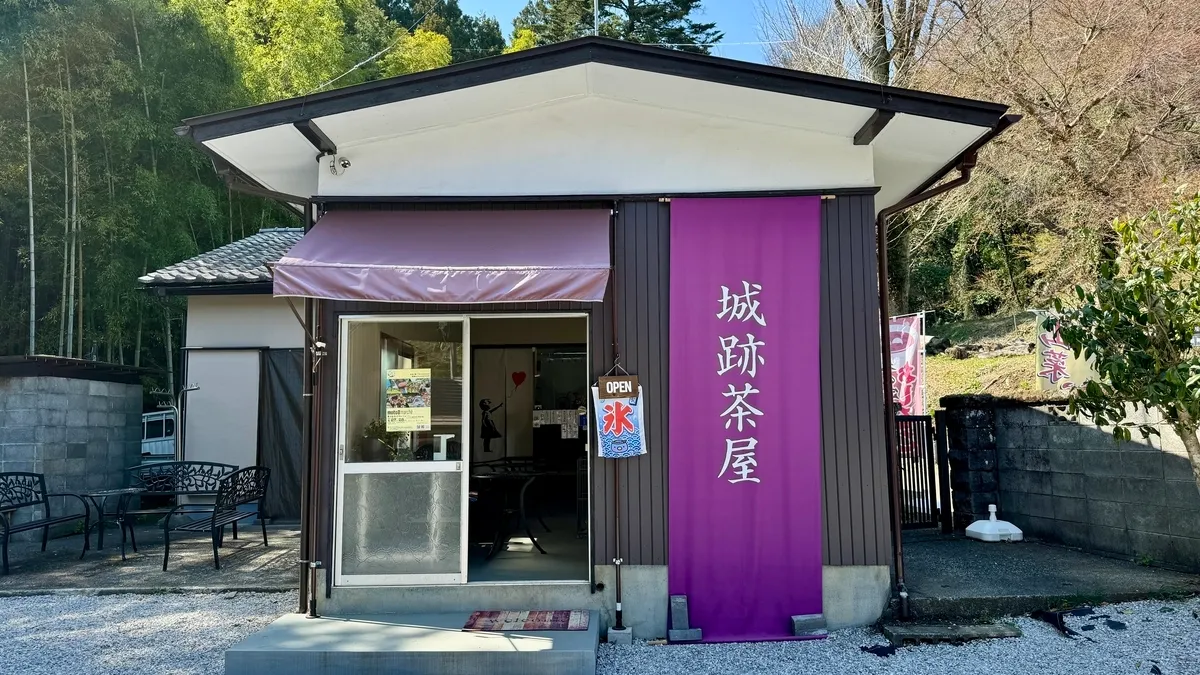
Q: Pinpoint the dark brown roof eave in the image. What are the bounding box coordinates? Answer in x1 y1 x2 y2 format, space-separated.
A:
179 36 1010 145
141 281 275 297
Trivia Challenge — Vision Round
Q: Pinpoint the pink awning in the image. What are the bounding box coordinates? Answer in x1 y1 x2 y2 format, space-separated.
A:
273 209 611 303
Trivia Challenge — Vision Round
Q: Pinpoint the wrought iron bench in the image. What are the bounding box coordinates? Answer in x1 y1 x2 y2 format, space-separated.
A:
162 466 270 571
0 472 90 575
110 461 238 558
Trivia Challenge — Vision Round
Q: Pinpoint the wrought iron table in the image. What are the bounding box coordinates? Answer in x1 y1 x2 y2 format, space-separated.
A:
80 487 143 560
471 471 548 559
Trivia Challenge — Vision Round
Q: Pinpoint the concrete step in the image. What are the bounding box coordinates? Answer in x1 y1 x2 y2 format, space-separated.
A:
226 611 599 675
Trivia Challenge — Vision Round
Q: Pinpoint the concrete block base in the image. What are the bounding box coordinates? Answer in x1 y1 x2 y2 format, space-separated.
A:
791 613 826 636
669 594 691 629
667 594 702 642
823 565 890 629
667 628 702 642
607 627 633 644
318 566 669 641
226 611 599 675
308 565 888 646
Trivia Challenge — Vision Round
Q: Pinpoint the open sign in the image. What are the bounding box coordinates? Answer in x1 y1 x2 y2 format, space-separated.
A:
598 375 639 399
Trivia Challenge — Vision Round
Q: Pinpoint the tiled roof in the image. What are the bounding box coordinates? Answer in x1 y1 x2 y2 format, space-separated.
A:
139 228 302 287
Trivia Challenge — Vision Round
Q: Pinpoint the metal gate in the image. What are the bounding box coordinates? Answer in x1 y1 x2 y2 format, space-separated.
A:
896 415 942 529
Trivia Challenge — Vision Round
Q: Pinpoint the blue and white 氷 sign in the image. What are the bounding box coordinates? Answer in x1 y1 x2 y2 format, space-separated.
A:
590 385 648 459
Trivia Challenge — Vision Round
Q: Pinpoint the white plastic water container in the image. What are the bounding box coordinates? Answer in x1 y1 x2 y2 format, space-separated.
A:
965 504 1024 542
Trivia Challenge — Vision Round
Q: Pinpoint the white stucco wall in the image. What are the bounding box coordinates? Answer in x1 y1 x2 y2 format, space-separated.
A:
183 349 260 470
185 295 305 349
181 294 304 470
316 96 875 198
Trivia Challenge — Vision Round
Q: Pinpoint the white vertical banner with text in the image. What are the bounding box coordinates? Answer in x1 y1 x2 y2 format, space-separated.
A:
1034 310 1096 392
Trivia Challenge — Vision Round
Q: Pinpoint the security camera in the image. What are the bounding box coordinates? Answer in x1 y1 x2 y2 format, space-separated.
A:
328 156 351 176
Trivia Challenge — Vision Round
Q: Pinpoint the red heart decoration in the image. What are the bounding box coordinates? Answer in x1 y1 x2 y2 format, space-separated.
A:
511 371 527 387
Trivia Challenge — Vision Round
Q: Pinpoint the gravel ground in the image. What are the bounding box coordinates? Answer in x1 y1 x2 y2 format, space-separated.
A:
0 591 295 675
2 592 1196 674
599 597 1200 675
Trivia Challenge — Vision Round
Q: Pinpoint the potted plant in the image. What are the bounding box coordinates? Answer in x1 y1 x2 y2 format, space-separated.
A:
354 419 414 462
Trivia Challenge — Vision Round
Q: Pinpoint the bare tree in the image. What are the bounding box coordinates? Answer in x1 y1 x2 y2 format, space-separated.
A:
760 0 958 86
923 0 1200 302
759 0 960 311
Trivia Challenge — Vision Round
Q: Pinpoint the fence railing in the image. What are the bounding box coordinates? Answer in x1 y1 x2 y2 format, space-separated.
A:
896 415 942 529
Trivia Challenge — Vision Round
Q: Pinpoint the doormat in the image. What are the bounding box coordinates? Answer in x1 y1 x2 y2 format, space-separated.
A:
463 610 590 632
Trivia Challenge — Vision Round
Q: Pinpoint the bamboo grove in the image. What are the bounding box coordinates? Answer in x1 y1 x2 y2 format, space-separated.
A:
0 0 725 393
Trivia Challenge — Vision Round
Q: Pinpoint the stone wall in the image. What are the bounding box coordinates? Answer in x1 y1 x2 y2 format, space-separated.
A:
0 376 142 539
943 395 1200 571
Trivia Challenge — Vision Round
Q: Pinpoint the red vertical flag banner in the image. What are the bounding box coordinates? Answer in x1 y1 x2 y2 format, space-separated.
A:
889 315 924 415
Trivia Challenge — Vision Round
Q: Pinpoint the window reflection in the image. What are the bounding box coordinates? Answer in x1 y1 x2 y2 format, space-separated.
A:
345 320 464 463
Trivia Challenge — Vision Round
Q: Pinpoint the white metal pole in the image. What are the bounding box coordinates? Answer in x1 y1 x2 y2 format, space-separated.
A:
594 0 600 36
919 311 927 415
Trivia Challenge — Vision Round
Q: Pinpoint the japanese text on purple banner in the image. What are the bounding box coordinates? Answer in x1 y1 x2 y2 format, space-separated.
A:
717 281 766 484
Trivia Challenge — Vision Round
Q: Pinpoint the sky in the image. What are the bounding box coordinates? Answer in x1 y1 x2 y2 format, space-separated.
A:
456 1 771 64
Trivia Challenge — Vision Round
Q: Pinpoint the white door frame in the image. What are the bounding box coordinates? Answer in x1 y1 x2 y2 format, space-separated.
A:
332 312 591 588
333 315 471 587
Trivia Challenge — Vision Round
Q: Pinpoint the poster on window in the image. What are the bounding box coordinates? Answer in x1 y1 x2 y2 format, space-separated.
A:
1034 311 1095 392
590 385 647 458
889 314 925 415
385 368 432 431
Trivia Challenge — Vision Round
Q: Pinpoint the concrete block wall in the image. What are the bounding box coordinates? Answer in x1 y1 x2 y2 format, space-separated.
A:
993 405 1200 571
0 376 142 540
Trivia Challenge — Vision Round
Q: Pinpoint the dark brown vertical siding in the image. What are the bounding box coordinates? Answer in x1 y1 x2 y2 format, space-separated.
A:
592 201 670 567
311 195 891 578
819 194 891 567
819 200 840 564
862 195 892 564
590 286 614 565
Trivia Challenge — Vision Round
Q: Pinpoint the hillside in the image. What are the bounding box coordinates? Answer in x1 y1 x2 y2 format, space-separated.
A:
922 313 1063 412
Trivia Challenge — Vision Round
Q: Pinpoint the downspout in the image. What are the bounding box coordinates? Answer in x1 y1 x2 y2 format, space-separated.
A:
608 204 625 631
181 121 321 615
299 203 319 618
218 175 317 616
876 114 1019 619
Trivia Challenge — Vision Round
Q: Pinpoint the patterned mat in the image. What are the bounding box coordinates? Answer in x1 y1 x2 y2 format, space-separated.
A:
462 610 590 632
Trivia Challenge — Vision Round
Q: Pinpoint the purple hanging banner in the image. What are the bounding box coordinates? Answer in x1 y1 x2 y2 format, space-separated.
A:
668 197 823 642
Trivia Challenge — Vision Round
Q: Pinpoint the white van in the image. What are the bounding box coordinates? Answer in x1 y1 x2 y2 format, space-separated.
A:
140 410 176 462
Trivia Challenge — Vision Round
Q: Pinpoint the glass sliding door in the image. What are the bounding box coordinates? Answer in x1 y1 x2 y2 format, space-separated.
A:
334 317 469 586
